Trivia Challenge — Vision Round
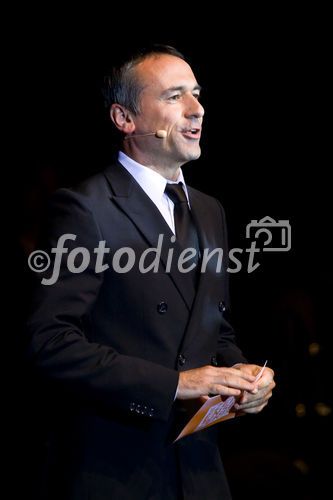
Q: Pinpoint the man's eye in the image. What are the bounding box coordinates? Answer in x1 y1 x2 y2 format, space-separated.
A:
168 94 181 101
193 93 201 100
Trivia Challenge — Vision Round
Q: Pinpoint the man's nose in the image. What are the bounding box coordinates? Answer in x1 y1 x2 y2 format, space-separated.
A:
184 94 205 119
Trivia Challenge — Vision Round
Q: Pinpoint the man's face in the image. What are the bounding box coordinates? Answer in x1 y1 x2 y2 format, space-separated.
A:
130 54 205 168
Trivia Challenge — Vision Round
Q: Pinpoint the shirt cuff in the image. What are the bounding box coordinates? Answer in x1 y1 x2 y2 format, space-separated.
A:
174 386 178 401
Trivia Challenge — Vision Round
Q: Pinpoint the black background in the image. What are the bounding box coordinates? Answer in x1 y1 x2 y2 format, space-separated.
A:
10 8 330 499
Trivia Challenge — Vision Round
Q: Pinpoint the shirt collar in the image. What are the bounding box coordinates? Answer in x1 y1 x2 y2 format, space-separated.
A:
117 151 190 205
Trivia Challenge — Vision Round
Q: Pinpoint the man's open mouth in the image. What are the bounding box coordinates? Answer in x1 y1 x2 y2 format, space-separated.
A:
181 128 201 139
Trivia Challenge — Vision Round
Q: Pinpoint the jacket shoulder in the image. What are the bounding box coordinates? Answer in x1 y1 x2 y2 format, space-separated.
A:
48 164 117 213
68 166 114 198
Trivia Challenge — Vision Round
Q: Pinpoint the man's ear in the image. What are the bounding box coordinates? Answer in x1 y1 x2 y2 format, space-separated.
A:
110 104 135 135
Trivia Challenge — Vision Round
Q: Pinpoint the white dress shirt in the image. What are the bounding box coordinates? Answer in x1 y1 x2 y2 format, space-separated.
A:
118 151 190 234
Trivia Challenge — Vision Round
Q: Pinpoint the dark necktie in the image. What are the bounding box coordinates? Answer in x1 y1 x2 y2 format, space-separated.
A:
165 183 200 285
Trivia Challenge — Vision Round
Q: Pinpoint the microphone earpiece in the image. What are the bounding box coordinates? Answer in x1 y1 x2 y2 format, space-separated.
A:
155 130 167 138
124 130 167 140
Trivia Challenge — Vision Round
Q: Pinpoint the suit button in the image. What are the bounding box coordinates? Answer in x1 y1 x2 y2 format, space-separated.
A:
211 356 218 366
218 300 226 313
178 354 186 366
157 301 168 314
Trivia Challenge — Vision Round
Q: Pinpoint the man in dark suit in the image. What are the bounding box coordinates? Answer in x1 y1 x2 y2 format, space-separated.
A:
26 45 275 499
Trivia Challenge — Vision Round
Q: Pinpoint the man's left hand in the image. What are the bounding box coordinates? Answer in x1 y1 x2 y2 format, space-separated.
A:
233 364 276 414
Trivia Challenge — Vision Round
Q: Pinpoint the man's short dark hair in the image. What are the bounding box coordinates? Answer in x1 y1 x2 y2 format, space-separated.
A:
102 44 186 116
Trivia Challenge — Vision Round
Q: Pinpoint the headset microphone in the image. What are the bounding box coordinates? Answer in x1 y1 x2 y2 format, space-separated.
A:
155 130 167 138
124 130 167 140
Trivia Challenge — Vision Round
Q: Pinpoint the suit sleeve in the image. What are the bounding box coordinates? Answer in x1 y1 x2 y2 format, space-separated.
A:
215 199 248 366
26 188 179 422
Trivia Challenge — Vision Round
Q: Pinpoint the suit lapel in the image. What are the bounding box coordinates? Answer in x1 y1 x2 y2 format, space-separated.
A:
188 187 222 287
179 188 224 354
103 162 196 310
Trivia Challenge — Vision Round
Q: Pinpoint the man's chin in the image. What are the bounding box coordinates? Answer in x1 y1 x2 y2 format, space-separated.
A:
186 149 201 162
179 146 201 163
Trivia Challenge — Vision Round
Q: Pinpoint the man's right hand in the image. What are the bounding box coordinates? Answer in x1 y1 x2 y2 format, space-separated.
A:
176 366 259 400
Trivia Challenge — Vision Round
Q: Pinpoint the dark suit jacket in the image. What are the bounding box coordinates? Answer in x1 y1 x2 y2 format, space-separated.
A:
26 161 247 499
